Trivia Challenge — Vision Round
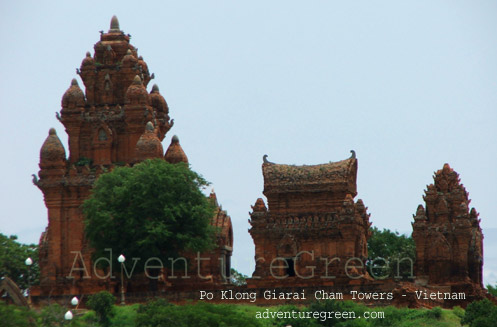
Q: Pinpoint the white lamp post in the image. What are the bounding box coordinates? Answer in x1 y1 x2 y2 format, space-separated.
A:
25 257 33 305
62 295 78 324
118 254 126 305
64 310 73 321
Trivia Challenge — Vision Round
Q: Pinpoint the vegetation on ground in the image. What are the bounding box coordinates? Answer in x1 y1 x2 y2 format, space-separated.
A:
0 298 480 327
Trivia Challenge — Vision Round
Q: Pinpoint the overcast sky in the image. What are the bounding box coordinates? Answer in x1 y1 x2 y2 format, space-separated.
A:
1 1 496 283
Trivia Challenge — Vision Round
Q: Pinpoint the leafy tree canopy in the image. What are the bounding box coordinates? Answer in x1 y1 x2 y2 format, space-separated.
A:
230 268 248 286
367 227 415 280
83 159 216 273
486 284 497 297
462 298 497 327
87 291 116 327
0 233 39 291
0 302 36 327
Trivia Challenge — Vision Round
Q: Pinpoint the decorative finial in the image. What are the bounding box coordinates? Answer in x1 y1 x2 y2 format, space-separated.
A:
416 204 426 216
110 15 120 31
133 75 142 85
31 174 39 186
151 84 159 93
49 128 56 136
164 135 188 164
86 51 91 57
71 78 78 86
350 150 356 159
126 49 132 55
145 121 154 132
263 154 274 164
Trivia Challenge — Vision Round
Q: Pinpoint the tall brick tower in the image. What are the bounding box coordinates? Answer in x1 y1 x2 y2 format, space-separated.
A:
34 16 174 295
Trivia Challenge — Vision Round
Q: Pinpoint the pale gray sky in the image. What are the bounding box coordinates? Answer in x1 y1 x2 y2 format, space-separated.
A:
1 1 496 283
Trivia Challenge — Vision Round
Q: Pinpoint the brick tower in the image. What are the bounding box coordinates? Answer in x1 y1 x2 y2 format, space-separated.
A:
412 164 484 294
248 153 371 287
34 16 232 296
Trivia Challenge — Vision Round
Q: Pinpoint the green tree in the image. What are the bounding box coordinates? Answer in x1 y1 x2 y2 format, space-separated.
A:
83 159 216 275
230 268 248 286
367 227 415 280
462 298 497 327
0 233 39 291
87 291 116 327
486 284 497 297
0 302 36 327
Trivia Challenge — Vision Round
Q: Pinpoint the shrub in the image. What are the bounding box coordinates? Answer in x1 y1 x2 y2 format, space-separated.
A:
452 305 464 319
87 291 116 327
462 298 497 327
425 306 442 320
0 302 35 327
38 303 73 326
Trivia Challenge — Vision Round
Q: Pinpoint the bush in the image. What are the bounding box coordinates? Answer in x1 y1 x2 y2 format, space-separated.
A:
462 299 497 327
425 306 442 320
109 304 138 327
38 303 77 326
0 302 35 327
452 306 464 319
87 291 116 327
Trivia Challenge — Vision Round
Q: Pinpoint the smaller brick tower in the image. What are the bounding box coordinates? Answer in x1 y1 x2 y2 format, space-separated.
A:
412 163 484 297
248 153 371 287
